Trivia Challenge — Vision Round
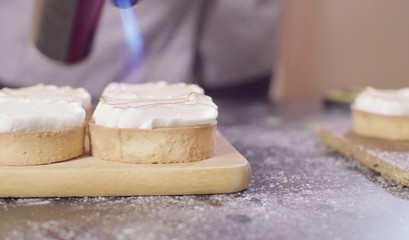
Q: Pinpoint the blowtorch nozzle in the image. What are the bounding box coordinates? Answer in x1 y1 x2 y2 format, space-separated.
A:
112 0 139 9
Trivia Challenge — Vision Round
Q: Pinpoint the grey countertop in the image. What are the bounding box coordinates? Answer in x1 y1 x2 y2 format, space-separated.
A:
1 97 409 240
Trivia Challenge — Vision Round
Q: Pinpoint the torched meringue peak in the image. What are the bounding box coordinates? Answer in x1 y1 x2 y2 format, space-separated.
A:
353 87 409 116
0 84 92 109
102 81 204 99
93 82 218 129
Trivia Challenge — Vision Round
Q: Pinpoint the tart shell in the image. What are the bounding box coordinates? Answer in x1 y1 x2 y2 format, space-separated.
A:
352 108 409 140
88 123 216 164
0 125 85 166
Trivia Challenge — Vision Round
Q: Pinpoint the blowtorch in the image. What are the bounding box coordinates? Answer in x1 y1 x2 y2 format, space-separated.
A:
31 0 138 64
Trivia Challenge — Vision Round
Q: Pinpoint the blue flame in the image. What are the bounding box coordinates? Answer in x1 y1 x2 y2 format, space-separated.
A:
119 3 143 82
113 0 138 9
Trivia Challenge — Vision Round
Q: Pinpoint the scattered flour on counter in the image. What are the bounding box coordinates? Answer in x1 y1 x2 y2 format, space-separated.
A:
15 198 52 206
1 101 409 240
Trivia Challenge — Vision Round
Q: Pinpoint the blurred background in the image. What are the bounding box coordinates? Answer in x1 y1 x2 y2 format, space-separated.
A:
272 0 409 102
0 0 409 101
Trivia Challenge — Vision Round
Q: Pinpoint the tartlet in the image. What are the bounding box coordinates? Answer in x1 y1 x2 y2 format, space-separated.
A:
0 98 86 165
89 82 218 164
351 87 409 140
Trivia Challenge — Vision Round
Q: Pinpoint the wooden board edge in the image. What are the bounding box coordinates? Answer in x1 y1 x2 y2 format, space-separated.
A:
0 134 252 197
319 127 409 187
0 162 251 197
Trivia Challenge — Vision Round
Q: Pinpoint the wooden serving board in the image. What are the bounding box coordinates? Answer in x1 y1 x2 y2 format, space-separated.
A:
0 132 251 197
319 125 409 187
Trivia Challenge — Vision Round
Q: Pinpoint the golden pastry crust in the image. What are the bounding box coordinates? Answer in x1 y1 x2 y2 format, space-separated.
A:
351 108 409 140
88 123 216 164
0 125 85 166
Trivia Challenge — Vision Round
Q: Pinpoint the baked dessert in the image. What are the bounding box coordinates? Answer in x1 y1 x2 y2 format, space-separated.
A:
0 97 86 166
351 87 409 140
89 82 218 164
0 84 92 121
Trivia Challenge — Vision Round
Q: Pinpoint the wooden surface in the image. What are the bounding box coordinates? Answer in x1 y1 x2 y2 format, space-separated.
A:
0 132 251 197
320 125 409 187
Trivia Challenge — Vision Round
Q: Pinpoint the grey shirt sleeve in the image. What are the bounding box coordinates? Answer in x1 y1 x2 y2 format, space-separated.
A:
0 0 280 96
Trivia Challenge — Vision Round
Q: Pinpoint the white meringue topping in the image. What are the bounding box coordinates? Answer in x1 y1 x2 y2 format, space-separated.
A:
353 87 409 116
93 82 218 129
0 97 85 132
102 81 204 99
0 84 92 109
